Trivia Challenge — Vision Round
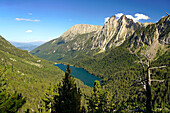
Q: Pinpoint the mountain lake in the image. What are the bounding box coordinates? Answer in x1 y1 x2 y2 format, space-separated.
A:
55 64 101 87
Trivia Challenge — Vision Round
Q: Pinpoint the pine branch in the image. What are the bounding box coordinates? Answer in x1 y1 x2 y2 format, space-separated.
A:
135 53 145 69
129 48 146 77
127 108 146 113
150 65 167 70
130 79 146 87
151 79 164 82
159 39 170 45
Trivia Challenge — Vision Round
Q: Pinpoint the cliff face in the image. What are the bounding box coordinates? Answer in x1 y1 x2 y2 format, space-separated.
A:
91 15 142 50
59 24 102 42
62 24 102 36
129 15 170 47
50 24 102 46
157 15 170 44
129 15 170 59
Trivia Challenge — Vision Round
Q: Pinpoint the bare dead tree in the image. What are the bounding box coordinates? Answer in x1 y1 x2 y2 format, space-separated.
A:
159 39 170 45
129 49 167 113
165 12 169 16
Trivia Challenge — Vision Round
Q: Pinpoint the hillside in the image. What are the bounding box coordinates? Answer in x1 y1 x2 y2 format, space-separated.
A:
0 36 91 112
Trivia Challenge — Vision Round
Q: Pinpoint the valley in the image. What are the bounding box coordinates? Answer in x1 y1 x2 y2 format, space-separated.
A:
0 5 169 112
0 36 91 112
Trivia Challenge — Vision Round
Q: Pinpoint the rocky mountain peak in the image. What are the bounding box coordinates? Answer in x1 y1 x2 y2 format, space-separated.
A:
105 16 116 23
118 15 134 23
61 24 102 38
119 15 127 20
91 15 142 50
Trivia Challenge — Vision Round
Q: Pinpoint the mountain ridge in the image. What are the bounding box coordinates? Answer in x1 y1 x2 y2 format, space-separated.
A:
91 15 142 50
52 24 102 44
31 15 169 63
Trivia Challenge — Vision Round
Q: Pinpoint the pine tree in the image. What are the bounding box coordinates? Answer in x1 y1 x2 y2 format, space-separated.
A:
88 80 113 113
41 83 58 113
0 66 26 113
54 65 82 113
88 80 102 113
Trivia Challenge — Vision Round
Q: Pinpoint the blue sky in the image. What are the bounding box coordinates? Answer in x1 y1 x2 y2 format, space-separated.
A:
0 0 169 42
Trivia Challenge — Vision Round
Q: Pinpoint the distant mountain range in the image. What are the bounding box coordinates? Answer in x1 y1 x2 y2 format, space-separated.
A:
10 41 45 51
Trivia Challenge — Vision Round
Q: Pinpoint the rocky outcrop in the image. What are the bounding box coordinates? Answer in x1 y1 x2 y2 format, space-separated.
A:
157 15 170 45
91 15 142 50
129 15 170 59
60 24 102 42
130 15 170 48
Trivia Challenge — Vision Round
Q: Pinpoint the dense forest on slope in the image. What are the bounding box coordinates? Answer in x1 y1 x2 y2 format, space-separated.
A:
0 66 26 112
40 66 116 113
35 53 169 113
31 31 99 62
0 35 64 112
0 36 91 112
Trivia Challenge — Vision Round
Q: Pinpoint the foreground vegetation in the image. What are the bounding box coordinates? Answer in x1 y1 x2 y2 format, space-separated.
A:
0 36 91 112
1 62 169 112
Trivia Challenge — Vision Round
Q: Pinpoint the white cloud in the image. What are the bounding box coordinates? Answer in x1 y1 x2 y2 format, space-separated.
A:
126 15 134 19
115 13 150 22
16 18 40 22
26 30 32 33
28 13 32 15
104 17 110 23
135 13 150 21
115 13 124 18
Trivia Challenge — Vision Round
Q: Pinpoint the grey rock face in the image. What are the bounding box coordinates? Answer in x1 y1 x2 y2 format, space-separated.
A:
157 15 170 44
91 15 142 50
60 24 102 42
130 15 170 48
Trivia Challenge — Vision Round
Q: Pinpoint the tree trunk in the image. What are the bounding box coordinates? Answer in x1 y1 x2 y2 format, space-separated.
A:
146 61 152 113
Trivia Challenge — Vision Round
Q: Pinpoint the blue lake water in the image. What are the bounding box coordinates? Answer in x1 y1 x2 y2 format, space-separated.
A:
55 64 101 87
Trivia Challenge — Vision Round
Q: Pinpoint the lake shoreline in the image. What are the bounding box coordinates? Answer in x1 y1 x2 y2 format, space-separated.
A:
55 63 102 87
54 62 102 78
